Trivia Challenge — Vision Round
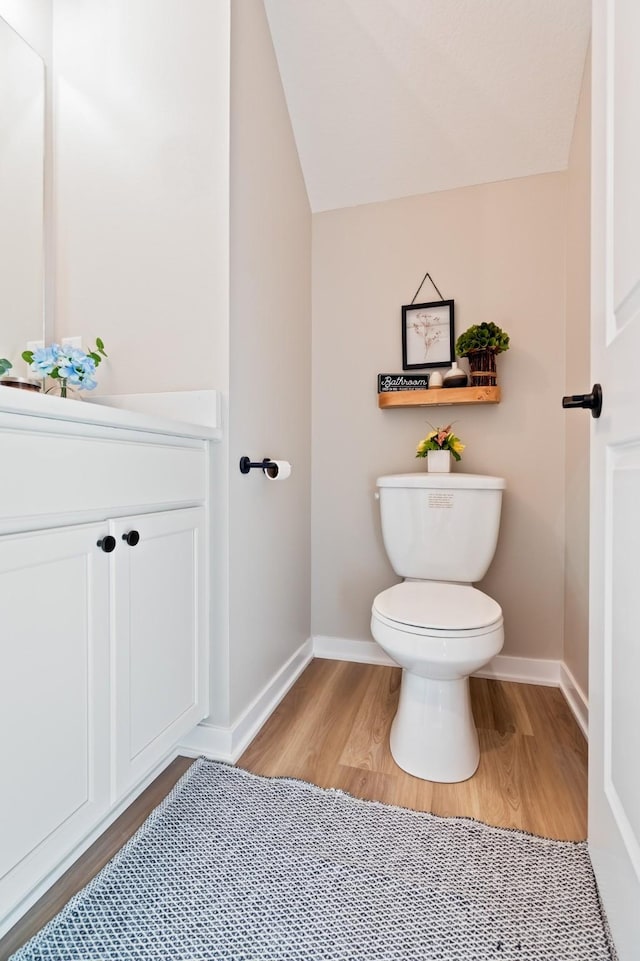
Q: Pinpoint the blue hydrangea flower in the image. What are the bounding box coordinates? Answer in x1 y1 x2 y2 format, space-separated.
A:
28 342 101 392
31 345 60 376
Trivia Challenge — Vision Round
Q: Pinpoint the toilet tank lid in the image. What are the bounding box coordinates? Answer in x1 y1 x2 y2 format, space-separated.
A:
376 472 506 490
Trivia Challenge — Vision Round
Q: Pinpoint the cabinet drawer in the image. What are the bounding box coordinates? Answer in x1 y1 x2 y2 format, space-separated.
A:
0 430 207 522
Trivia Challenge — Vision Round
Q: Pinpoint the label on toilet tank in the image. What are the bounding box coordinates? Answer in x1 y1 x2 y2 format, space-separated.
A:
428 492 454 509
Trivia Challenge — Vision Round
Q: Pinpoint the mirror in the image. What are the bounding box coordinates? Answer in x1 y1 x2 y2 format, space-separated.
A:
0 15 45 373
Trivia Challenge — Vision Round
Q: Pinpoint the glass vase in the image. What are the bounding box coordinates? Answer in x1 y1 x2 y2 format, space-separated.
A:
45 379 80 400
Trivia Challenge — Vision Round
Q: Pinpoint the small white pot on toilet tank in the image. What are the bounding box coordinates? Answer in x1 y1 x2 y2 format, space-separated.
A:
371 472 506 783
426 449 451 472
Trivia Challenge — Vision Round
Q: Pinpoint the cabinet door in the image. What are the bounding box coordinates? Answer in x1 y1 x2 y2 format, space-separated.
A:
111 507 207 797
0 523 110 923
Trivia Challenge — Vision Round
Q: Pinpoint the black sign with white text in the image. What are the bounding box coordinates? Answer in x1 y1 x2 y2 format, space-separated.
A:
378 373 430 392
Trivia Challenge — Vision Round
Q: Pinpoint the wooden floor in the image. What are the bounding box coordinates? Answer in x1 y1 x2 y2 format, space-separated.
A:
1 659 587 957
239 659 588 841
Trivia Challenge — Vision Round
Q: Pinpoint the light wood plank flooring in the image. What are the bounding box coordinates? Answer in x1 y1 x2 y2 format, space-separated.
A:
239 659 588 841
1 660 587 958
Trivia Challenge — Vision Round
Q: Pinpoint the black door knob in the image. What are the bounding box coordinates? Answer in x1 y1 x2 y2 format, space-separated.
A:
562 383 602 419
122 530 140 547
97 535 116 553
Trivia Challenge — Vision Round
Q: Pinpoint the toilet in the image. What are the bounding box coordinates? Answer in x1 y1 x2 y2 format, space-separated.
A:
371 472 506 783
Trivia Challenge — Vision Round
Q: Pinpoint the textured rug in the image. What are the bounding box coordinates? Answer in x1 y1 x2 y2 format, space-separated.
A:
13 758 615 961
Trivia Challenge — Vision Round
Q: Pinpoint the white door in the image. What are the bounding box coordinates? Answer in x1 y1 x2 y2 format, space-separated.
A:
111 507 207 798
589 1 640 955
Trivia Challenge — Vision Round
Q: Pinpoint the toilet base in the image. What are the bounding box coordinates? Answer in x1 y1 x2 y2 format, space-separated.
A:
390 669 479 783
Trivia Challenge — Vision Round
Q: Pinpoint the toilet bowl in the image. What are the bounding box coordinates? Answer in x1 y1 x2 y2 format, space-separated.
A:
371 581 504 782
372 472 506 783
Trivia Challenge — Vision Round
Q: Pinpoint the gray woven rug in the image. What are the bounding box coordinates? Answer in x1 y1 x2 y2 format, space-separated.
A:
13 758 615 961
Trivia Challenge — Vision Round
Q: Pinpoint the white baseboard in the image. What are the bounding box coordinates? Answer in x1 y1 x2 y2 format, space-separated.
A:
559 662 589 739
177 721 234 762
179 638 313 763
313 635 561 684
475 654 560 686
311 634 587 738
313 635 395 666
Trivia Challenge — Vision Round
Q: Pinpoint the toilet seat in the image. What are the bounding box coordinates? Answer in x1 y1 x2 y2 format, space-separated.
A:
372 581 502 637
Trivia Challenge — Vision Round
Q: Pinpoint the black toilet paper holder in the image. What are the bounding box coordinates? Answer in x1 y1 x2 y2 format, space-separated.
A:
239 456 277 475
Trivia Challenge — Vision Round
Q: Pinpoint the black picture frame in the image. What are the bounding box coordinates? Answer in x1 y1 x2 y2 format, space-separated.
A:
401 299 455 370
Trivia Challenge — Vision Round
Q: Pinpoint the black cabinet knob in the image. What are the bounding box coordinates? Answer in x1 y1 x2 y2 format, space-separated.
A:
562 383 602 419
122 530 140 547
97 535 116 553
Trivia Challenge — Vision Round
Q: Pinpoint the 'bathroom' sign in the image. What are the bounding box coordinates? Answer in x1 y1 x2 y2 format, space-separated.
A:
378 373 430 392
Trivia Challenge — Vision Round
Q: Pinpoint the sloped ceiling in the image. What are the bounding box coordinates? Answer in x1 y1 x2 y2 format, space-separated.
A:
264 0 591 212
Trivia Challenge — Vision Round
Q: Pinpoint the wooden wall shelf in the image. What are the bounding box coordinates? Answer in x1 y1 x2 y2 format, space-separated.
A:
378 386 501 409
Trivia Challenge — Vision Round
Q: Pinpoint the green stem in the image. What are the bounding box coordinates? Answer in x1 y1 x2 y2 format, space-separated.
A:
60 379 67 398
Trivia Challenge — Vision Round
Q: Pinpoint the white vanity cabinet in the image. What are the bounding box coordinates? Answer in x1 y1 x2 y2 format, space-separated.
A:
0 391 217 937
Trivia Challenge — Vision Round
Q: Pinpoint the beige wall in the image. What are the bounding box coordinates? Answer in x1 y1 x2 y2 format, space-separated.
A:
564 49 591 696
227 0 311 721
312 173 568 660
52 0 231 394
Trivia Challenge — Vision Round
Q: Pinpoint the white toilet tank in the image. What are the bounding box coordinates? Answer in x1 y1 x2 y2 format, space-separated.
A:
377 473 505 583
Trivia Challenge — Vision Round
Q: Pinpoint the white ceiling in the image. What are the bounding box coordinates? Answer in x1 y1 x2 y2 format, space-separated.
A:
264 0 591 212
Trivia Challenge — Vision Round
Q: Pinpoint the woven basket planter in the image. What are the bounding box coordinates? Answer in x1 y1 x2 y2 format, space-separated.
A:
466 347 498 387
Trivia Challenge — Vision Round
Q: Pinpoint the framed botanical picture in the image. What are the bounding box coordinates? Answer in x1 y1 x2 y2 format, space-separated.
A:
401 299 455 370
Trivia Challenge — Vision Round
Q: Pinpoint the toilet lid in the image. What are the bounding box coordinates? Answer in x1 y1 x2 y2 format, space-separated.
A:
372 582 502 632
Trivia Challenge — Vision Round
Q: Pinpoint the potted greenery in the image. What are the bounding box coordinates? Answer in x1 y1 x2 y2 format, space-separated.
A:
455 322 509 386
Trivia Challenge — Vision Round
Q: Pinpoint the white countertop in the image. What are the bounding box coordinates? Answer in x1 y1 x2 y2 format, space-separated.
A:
0 386 222 440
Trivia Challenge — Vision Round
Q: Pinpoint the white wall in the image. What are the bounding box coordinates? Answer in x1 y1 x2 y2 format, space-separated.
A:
227 0 311 722
47 0 311 735
0 11 45 363
312 173 568 661
49 0 235 731
0 0 50 59
0 0 51 357
52 0 230 394
564 48 591 696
